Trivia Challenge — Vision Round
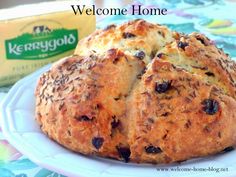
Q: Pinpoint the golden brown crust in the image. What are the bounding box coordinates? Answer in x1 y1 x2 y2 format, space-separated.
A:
74 19 174 64
36 49 145 160
157 32 236 98
35 19 236 164
128 60 236 163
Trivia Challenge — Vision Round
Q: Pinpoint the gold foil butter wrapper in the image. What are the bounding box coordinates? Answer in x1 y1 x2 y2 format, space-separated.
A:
0 1 95 86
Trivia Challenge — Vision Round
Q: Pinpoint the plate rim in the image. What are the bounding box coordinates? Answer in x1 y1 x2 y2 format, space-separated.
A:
1 64 236 177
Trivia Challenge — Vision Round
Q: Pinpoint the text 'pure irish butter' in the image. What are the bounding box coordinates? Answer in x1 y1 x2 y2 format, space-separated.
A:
0 1 95 87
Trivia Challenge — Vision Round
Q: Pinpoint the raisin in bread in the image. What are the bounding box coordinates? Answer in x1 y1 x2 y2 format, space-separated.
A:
35 19 236 164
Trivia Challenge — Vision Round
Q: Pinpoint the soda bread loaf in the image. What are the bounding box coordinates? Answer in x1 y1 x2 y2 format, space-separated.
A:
35 19 236 163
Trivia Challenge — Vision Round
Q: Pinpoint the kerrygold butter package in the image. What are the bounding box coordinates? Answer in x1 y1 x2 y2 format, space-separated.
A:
0 1 95 86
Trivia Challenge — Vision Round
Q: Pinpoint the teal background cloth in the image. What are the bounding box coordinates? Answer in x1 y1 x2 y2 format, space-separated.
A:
1 0 236 176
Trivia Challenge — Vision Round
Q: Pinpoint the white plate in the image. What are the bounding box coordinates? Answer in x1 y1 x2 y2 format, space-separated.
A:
1 64 236 177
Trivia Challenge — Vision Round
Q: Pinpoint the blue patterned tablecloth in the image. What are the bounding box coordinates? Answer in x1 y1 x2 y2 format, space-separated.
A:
1 0 236 176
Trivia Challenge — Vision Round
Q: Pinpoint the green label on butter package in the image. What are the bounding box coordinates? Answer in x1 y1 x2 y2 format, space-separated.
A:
0 1 96 87
5 28 78 60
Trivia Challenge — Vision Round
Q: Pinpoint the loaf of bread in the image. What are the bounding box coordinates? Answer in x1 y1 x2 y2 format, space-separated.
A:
35 19 236 164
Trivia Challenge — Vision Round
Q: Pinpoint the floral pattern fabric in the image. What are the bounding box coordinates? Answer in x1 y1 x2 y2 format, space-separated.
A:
1 0 236 176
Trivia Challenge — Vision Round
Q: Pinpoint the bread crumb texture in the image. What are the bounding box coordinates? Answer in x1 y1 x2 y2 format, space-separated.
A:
35 19 236 164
